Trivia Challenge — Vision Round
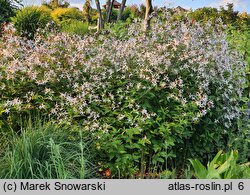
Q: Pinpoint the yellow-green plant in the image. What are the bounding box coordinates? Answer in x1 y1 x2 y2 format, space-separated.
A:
61 20 89 36
189 150 250 179
51 7 83 24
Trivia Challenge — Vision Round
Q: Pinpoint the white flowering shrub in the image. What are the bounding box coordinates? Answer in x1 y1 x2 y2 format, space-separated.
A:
0 15 246 177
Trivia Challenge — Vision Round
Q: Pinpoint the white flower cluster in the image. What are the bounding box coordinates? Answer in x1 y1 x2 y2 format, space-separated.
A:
0 14 246 133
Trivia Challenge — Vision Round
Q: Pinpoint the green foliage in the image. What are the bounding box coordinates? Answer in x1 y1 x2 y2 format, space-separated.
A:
128 5 141 19
11 6 52 39
40 5 53 15
61 20 89 36
226 24 250 162
219 3 239 24
139 4 146 16
105 21 130 39
83 0 92 23
121 7 132 21
227 24 250 93
0 0 19 24
189 150 250 179
94 91 200 177
188 3 249 29
0 0 21 35
0 121 96 179
51 7 83 24
103 9 119 22
188 7 219 25
42 0 70 10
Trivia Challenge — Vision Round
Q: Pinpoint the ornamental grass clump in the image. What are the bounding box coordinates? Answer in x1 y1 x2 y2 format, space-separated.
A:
0 13 247 178
11 6 52 39
0 122 95 179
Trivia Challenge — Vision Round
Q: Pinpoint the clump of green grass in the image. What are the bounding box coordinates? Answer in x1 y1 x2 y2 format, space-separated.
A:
0 121 96 179
61 20 89 36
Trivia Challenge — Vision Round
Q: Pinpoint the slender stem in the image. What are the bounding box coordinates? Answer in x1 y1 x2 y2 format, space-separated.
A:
140 148 145 178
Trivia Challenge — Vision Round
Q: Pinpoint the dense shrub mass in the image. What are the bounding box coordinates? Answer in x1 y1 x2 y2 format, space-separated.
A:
0 14 248 178
51 7 84 24
11 6 52 39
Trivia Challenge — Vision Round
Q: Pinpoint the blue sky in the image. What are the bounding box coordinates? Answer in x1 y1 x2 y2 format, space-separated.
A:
22 0 250 13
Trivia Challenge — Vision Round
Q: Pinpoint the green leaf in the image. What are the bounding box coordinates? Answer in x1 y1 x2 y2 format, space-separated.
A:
217 150 238 175
208 150 223 169
189 159 208 179
206 168 221 179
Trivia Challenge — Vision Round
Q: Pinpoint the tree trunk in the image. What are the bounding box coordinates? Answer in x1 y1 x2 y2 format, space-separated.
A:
144 0 153 31
117 0 127 21
106 0 115 22
105 0 111 11
95 0 104 30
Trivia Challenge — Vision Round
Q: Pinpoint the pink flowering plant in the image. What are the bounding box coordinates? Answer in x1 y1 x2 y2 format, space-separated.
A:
0 14 247 178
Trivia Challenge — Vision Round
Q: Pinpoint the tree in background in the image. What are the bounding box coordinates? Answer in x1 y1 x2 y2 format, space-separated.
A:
219 3 239 24
189 7 219 24
139 4 146 18
129 4 140 19
117 0 126 21
51 7 83 24
106 0 114 22
95 0 104 30
144 0 153 30
83 0 92 23
189 3 244 27
42 0 69 10
105 0 111 22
